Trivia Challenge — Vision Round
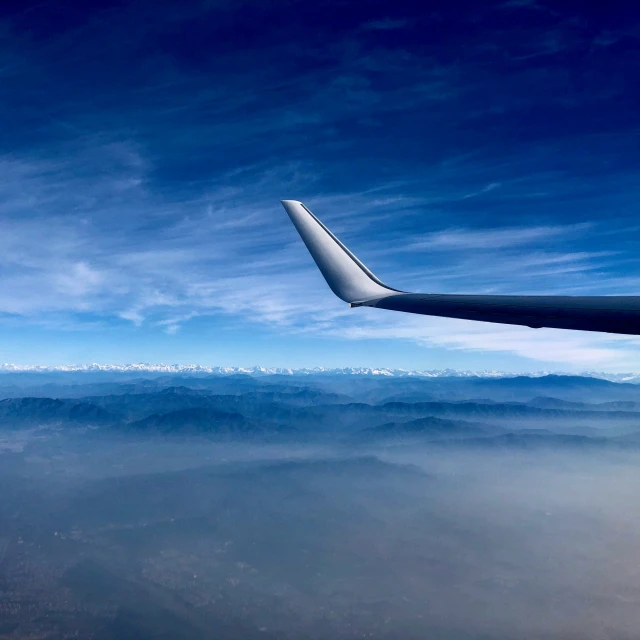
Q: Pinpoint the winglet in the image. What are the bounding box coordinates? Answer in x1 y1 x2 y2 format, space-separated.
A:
281 200 398 304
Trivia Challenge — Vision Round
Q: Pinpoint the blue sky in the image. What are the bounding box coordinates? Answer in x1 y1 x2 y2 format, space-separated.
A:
1 0 640 371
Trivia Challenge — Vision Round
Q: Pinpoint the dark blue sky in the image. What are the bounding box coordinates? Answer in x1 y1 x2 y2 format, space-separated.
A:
1 0 640 370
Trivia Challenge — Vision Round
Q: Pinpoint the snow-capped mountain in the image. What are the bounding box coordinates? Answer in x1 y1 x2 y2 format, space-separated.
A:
0 363 639 382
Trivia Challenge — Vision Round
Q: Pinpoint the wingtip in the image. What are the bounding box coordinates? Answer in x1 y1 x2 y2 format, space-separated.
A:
281 199 306 224
280 199 397 303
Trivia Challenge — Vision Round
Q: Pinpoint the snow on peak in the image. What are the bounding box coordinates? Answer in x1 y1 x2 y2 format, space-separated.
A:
0 363 638 382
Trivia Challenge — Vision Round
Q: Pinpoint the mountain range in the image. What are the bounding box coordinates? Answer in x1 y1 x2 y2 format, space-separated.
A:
2 363 640 383
1 373 640 449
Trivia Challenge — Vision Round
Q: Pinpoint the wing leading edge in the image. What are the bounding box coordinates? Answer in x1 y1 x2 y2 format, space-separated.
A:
281 200 640 336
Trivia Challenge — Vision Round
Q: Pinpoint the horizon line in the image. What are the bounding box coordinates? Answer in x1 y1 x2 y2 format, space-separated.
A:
0 363 639 379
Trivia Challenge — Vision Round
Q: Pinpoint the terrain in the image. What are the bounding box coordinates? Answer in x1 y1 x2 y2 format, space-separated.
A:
2 371 640 638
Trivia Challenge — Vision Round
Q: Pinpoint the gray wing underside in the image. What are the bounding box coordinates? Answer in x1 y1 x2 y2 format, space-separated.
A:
281 200 640 336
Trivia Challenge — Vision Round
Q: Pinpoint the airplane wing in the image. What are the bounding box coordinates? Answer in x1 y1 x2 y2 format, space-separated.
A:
281 199 640 335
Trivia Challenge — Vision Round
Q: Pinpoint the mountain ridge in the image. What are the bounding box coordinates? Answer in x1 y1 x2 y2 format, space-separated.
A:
1 363 640 383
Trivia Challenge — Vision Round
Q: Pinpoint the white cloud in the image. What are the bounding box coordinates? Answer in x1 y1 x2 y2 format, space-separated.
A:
407 223 592 252
119 309 144 326
462 182 503 199
52 262 105 297
361 18 412 31
335 312 640 370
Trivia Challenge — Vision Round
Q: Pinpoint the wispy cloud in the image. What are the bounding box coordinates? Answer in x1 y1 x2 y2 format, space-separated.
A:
498 0 543 9
361 18 413 31
462 182 503 199
335 312 640 370
406 222 592 252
